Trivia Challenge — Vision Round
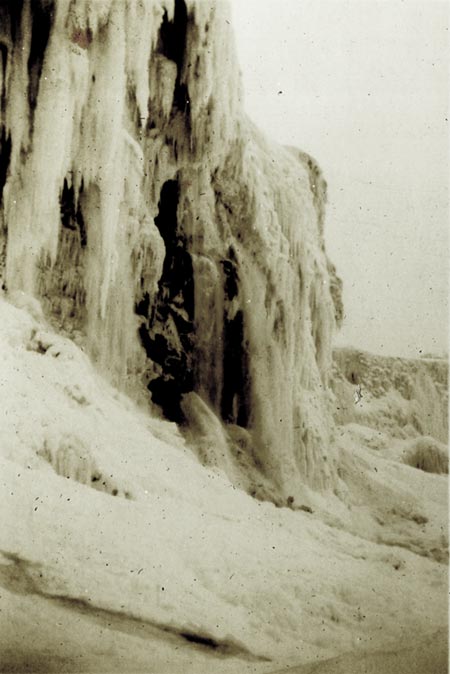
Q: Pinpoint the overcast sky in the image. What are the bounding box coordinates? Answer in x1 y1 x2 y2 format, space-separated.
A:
231 0 448 358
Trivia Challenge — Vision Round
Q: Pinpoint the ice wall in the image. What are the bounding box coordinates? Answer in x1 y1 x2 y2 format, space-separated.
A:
0 0 339 498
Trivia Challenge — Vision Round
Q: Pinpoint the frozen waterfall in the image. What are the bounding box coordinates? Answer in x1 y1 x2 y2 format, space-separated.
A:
0 0 341 499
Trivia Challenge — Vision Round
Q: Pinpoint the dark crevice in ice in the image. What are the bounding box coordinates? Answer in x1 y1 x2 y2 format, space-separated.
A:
0 127 11 206
0 0 24 44
36 180 87 329
154 180 194 320
156 0 191 122
60 178 87 248
135 291 150 318
27 0 54 124
0 1 24 116
173 81 191 117
157 0 188 73
221 308 251 427
179 632 220 649
0 43 8 113
138 178 195 422
221 246 239 302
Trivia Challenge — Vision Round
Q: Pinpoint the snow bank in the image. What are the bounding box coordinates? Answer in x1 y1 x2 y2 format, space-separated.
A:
0 297 447 670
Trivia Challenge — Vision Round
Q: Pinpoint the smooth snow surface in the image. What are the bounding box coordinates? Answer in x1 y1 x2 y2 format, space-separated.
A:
0 297 447 672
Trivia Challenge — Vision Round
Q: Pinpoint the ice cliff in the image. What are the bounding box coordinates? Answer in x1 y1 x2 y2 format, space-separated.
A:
0 0 339 499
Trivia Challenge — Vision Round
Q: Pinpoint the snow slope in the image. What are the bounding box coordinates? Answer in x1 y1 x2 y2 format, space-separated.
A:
0 297 447 672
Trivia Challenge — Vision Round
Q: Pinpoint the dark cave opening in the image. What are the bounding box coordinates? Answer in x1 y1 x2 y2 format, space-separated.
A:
153 179 195 320
156 0 191 118
138 178 195 422
157 0 188 73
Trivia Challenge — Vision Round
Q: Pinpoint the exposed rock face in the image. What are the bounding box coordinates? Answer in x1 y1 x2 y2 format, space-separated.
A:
0 0 339 497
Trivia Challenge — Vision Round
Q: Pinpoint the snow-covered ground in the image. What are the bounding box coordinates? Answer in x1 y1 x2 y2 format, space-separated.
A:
0 295 447 672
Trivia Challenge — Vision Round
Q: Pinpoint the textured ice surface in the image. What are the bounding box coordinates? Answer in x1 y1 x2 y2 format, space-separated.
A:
1 0 337 499
332 347 448 443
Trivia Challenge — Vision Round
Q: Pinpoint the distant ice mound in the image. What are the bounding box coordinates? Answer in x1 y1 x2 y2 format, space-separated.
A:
332 347 448 444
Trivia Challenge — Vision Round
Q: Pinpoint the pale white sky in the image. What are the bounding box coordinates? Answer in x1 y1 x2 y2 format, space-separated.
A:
231 0 449 357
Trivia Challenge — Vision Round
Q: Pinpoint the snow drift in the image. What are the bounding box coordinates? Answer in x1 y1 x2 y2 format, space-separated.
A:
0 297 447 672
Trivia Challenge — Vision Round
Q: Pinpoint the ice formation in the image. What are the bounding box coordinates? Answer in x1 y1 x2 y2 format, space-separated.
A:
332 347 448 444
0 0 339 499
